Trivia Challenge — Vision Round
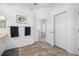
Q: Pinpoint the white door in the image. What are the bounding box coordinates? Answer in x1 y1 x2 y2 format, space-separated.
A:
54 12 67 50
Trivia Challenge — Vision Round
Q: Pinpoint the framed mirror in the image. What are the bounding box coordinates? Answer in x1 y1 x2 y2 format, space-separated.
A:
0 16 6 28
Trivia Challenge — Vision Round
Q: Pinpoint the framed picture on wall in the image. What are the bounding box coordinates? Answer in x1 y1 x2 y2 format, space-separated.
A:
16 15 27 24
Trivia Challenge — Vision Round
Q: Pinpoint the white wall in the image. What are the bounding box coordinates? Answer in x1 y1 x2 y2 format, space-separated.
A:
46 9 54 46
0 4 35 49
72 4 79 55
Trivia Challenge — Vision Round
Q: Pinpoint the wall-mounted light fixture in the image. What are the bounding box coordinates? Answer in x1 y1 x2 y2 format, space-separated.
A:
0 16 6 28
0 16 6 20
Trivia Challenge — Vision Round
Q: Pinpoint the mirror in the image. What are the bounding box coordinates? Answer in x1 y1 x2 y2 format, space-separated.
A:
0 16 6 28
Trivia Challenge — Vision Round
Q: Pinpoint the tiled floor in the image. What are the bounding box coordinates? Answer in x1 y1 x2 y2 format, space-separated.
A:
18 41 75 56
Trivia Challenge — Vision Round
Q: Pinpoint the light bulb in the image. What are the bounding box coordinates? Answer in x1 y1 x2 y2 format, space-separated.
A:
0 16 6 20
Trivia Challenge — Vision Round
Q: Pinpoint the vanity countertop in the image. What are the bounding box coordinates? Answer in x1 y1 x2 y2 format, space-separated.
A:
0 32 8 39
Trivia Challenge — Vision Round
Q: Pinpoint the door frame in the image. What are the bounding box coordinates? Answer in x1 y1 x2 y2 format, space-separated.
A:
54 11 67 50
41 19 46 42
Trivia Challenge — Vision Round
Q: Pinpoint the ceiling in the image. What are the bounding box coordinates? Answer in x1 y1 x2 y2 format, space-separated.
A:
7 3 56 10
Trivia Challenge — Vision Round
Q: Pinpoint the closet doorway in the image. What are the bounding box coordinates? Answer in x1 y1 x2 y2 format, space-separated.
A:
54 11 67 50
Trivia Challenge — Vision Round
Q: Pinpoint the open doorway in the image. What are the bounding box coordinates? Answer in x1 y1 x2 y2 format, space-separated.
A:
38 19 46 42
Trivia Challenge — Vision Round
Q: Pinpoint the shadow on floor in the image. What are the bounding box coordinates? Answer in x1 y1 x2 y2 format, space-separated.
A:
2 48 19 56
